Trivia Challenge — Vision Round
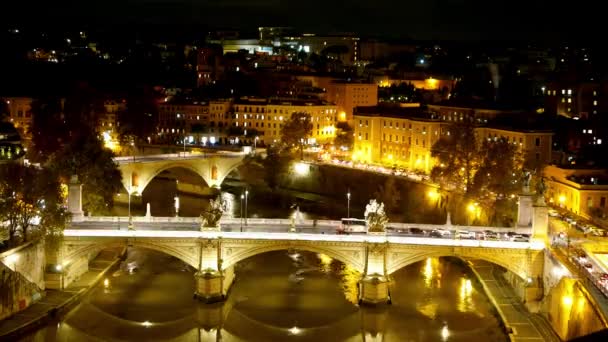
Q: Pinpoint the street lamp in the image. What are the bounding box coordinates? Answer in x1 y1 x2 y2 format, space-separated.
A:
253 136 259 154
240 194 244 232
244 190 249 226
128 188 134 230
174 196 180 217
347 190 351 218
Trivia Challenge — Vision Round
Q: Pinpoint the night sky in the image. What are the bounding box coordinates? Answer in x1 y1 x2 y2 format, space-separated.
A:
2 0 603 41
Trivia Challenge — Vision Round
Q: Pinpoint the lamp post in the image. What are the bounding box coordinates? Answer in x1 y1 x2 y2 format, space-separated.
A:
128 188 133 230
240 194 244 232
244 190 249 226
347 190 351 218
174 196 180 217
253 136 259 154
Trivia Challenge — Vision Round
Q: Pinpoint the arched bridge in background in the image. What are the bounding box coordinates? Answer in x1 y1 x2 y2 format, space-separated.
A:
114 152 247 194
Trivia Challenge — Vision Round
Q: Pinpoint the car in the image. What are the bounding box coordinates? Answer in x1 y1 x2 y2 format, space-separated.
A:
510 234 529 242
483 230 499 240
408 228 425 235
430 229 452 238
456 230 476 239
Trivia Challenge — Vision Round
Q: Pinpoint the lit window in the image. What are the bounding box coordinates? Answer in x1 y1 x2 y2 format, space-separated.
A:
593 91 597 96
567 89 572 95
598 139 603 145
561 89 565 95
567 98 572 103
588 129 593 134
593 100 598 106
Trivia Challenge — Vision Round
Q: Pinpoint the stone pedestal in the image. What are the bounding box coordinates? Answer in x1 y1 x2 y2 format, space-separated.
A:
68 175 84 222
517 193 533 228
359 275 390 305
532 204 549 243
145 203 151 221
194 270 225 303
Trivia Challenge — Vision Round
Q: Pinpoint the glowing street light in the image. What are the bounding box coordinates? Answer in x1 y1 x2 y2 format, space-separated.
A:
174 196 180 217
294 162 309 176
240 194 244 232
244 190 249 226
441 324 449 341
347 190 351 218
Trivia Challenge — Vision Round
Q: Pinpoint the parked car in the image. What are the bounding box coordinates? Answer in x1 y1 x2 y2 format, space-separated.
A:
430 229 452 238
409 227 425 235
510 234 529 242
483 230 499 240
456 230 476 239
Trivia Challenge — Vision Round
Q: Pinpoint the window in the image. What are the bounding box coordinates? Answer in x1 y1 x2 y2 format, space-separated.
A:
567 98 572 103
593 100 598 106
365 133 368 140
601 197 606 208
567 89 572 95
535 137 540 146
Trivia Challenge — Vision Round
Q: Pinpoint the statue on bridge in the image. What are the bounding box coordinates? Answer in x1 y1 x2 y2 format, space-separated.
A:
365 199 389 234
200 197 227 231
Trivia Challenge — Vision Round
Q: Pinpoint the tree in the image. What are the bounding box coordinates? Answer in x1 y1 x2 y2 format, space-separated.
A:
470 138 523 225
280 112 312 160
0 163 68 245
430 122 478 194
261 144 293 190
334 122 354 150
29 97 65 162
373 177 400 213
49 133 122 215
117 86 158 146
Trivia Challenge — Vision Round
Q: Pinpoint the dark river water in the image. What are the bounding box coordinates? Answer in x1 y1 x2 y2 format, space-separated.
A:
20 248 506 342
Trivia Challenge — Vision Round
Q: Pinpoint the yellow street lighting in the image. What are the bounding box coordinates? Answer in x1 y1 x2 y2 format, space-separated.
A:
558 195 566 204
427 189 439 201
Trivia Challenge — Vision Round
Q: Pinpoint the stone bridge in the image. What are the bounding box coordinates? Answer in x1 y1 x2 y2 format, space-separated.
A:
47 230 545 305
115 152 246 195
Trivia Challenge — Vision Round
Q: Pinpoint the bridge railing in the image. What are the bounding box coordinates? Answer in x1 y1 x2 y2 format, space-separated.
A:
77 216 525 233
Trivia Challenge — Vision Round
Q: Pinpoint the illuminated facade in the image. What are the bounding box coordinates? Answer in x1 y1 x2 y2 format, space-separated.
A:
544 165 608 219
353 107 445 172
427 104 525 124
544 82 601 119
353 106 553 173
3 97 33 141
229 98 337 144
476 127 553 166
158 100 210 137
325 80 378 122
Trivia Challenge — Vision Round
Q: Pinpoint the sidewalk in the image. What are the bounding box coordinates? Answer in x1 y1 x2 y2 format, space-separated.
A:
470 260 561 342
0 248 124 339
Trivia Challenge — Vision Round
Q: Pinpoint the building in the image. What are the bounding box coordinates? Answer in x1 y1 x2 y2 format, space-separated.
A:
325 80 378 122
353 106 553 172
0 122 25 162
99 100 125 134
158 100 210 143
475 127 553 166
2 97 33 141
544 165 608 219
196 45 224 86
352 106 445 172
229 98 338 145
427 103 526 124
544 82 602 119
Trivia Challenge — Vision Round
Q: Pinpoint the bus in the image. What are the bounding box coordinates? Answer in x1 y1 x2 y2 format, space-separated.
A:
338 218 367 234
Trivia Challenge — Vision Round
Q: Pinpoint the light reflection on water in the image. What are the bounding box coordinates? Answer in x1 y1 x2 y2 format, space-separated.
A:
19 250 507 342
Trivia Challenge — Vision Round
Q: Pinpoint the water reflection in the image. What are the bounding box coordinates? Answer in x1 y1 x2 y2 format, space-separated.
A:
20 250 507 342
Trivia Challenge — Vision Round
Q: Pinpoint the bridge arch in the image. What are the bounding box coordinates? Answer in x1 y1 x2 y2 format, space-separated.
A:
221 242 366 274
128 163 210 195
63 238 200 270
386 247 537 281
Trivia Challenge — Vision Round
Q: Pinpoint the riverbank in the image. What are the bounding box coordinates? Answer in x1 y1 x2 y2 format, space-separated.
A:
0 248 125 340
469 260 560 342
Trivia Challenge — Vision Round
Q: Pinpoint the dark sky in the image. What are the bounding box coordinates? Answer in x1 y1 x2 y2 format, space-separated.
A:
2 0 602 41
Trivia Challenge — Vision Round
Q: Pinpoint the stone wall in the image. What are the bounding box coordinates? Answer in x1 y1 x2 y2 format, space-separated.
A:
542 277 606 340
0 240 46 320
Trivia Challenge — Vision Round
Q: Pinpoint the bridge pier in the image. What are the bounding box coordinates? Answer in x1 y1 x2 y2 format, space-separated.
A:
194 266 235 303
359 275 391 305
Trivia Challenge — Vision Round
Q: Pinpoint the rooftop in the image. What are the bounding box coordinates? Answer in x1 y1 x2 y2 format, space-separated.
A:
354 105 440 121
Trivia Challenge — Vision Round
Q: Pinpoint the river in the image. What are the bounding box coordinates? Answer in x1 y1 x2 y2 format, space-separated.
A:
19 248 506 342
